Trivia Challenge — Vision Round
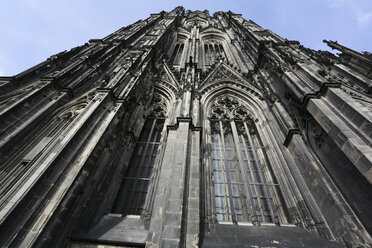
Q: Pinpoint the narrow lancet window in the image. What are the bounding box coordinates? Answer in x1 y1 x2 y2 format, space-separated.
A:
205 44 210 66
171 44 180 63
209 44 215 64
171 43 184 65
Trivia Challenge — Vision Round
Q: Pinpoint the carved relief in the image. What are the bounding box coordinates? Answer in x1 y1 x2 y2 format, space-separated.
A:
1 7 371 248
208 95 253 121
145 92 168 118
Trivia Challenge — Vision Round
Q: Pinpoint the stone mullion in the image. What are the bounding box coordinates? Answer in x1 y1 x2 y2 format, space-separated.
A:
244 122 276 223
205 120 217 224
240 131 261 224
125 117 157 214
216 127 230 221
143 119 170 220
254 142 286 224
227 134 247 220
209 44 215 64
230 120 251 222
112 154 138 214
219 120 237 223
135 129 159 213
205 44 210 66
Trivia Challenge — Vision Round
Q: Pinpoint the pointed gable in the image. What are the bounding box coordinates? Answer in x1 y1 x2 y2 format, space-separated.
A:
155 62 180 94
198 62 262 97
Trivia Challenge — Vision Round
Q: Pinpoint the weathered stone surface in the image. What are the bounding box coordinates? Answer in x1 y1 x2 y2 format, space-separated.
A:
201 224 345 248
74 214 148 245
0 7 371 248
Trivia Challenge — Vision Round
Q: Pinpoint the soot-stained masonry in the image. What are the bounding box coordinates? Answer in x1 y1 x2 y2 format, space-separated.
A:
0 6 371 248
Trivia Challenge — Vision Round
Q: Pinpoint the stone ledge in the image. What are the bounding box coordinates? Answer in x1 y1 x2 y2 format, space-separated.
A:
72 214 148 246
201 224 345 248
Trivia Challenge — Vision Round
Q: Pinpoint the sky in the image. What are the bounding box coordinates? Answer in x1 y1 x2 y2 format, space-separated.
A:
0 0 371 76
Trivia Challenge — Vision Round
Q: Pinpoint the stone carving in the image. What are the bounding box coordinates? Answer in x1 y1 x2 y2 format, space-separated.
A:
209 95 253 121
145 93 168 118
0 6 371 248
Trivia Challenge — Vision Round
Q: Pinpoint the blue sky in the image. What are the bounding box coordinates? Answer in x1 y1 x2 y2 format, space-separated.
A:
0 0 371 76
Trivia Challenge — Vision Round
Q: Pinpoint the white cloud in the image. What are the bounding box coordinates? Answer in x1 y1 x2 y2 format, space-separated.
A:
323 0 372 29
356 11 372 28
326 0 347 8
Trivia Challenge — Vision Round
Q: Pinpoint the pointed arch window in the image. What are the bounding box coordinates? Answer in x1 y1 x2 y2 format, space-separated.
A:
207 96 287 225
113 96 167 216
204 42 227 66
171 43 184 65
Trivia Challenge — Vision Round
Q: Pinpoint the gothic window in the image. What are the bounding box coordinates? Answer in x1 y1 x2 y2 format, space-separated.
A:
204 44 210 66
209 44 215 65
171 43 184 65
204 42 227 66
208 96 287 224
113 96 167 216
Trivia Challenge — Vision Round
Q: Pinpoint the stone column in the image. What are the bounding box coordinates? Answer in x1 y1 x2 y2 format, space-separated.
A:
181 91 192 117
192 97 200 127
147 120 191 247
185 129 201 248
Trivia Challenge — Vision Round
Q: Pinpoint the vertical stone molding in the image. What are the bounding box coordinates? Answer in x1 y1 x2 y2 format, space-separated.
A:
0 6 371 248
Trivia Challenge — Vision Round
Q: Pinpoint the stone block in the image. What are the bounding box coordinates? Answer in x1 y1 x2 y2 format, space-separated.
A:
167 199 182 212
188 210 199 222
318 193 336 213
163 226 181 240
165 212 182 227
186 221 199 235
169 186 184 200
161 238 180 248
188 197 199 210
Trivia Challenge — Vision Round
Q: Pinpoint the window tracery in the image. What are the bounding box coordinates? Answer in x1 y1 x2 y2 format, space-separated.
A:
204 43 226 66
207 96 287 225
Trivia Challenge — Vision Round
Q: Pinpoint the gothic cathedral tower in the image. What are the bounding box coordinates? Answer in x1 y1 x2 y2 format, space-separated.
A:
0 7 371 248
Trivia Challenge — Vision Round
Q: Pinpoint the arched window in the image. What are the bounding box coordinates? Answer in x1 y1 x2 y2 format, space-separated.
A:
171 43 184 65
207 96 287 225
112 94 167 215
204 42 227 66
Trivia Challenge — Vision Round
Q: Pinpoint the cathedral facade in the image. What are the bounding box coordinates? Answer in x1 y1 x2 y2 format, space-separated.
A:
0 6 371 248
